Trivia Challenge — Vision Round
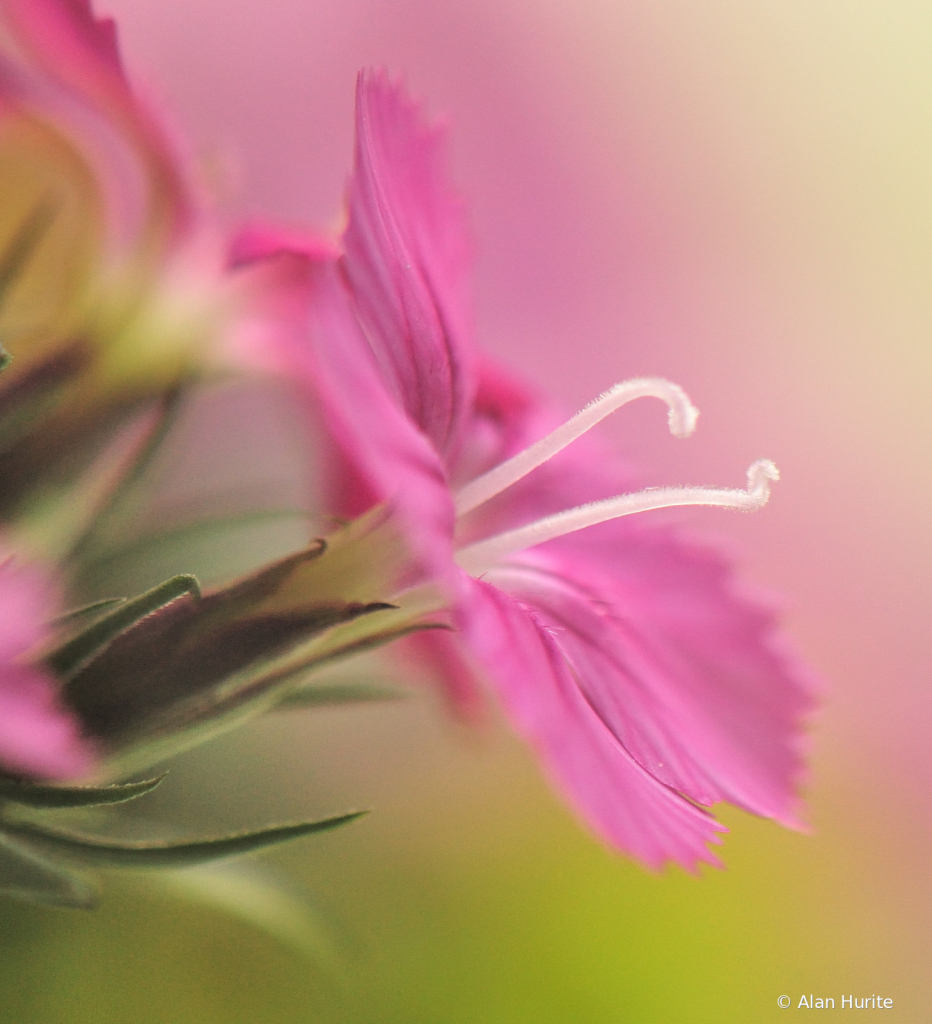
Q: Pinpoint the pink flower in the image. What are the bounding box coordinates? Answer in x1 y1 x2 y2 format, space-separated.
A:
0 546 93 780
239 71 818 870
0 0 235 422
0 0 194 256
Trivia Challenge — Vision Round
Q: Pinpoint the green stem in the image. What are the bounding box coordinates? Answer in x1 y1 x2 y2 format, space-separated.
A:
64 383 188 568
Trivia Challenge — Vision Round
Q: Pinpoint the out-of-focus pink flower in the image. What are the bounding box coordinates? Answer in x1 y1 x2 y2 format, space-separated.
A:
0 0 194 256
0 0 231 415
0 546 93 780
239 71 817 870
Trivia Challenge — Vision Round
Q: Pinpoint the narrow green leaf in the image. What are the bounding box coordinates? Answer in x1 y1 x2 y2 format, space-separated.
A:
158 862 346 967
0 831 97 908
273 682 406 711
48 574 201 678
2 811 368 867
0 774 166 809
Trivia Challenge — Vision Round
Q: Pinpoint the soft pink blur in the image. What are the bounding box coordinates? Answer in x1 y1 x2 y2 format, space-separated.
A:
100 0 932 996
102 0 932 791
0 552 93 779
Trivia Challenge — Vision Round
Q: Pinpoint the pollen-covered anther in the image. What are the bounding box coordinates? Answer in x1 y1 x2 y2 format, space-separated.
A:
746 458 780 500
456 458 781 573
454 377 699 517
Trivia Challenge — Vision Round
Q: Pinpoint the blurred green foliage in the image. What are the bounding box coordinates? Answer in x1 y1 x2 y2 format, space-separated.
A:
0 723 922 1024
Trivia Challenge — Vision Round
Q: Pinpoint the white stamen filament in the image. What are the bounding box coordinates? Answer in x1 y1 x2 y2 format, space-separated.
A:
454 377 699 517
455 459 779 574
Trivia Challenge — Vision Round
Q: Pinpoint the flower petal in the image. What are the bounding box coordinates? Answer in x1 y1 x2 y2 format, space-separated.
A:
265 252 457 590
0 556 54 662
451 356 815 827
488 537 816 828
398 626 488 721
461 575 727 870
0 550 93 780
342 69 474 456
0 664 92 779
224 223 339 373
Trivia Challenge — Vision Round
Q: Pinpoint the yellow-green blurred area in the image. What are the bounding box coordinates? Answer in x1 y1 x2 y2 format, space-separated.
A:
0 113 101 351
1 0 928 1021
0 707 922 1023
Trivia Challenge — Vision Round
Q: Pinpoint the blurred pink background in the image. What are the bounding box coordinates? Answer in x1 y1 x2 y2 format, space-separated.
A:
87 0 932 1018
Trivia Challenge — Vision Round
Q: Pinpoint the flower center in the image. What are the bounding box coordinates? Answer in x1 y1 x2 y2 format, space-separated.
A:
453 377 778 574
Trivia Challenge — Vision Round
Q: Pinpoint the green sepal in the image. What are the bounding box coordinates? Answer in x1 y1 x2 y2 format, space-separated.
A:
292 619 450 671
96 610 436 776
1 811 367 868
273 682 406 711
48 574 201 679
260 619 448 709
0 347 11 375
0 830 97 908
54 512 435 772
63 536 400 762
250 580 449 679
0 774 166 809
254 615 451 715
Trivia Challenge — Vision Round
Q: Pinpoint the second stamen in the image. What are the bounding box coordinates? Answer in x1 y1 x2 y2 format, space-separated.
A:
456 460 780 573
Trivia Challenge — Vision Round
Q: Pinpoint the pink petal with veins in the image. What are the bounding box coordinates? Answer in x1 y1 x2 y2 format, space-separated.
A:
226 225 456 590
292 258 456 589
343 70 475 456
487 543 816 829
457 358 816 830
461 575 727 871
